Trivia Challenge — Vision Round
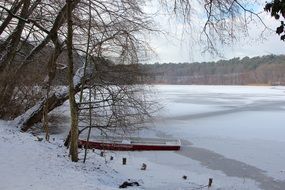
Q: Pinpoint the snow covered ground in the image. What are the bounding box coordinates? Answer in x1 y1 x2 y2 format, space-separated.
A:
1 85 285 190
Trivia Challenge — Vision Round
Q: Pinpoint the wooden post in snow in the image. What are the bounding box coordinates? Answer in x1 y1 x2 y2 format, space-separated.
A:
122 158 127 165
208 178 213 187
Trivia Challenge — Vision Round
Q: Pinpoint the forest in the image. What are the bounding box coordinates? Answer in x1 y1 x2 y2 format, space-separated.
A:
140 55 285 85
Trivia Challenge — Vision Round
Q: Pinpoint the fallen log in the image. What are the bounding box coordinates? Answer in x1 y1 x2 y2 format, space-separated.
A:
14 68 85 132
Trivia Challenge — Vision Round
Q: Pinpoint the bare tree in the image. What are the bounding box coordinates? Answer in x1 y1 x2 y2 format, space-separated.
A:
0 0 270 118
0 0 275 162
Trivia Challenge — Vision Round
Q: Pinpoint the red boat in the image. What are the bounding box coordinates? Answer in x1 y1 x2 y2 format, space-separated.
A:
80 136 181 151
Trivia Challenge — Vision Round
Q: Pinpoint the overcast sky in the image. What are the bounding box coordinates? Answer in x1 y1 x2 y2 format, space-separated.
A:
145 1 285 63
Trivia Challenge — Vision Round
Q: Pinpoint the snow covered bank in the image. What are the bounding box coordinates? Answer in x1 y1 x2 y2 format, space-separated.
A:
0 119 260 190
0 121 120 190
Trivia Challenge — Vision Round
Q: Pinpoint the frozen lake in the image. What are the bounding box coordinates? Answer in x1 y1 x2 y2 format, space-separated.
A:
19 85 285 190
151 85 285 189
2 85 285 190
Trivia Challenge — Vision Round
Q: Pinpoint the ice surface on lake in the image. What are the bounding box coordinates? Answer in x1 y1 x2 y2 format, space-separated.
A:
153 85 285 182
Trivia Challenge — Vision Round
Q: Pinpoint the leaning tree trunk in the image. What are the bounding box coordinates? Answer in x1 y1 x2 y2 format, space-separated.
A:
14 68 85 132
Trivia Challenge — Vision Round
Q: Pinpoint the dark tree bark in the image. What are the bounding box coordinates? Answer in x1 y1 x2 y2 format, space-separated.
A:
66 0 79 162
0 0 24 35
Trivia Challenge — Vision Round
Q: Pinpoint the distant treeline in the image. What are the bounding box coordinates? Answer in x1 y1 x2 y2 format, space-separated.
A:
139 55 285 85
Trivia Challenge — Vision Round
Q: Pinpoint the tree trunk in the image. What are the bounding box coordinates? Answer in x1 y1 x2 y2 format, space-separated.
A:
0 1 31 113
42 37 63 141
66 0 79 162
